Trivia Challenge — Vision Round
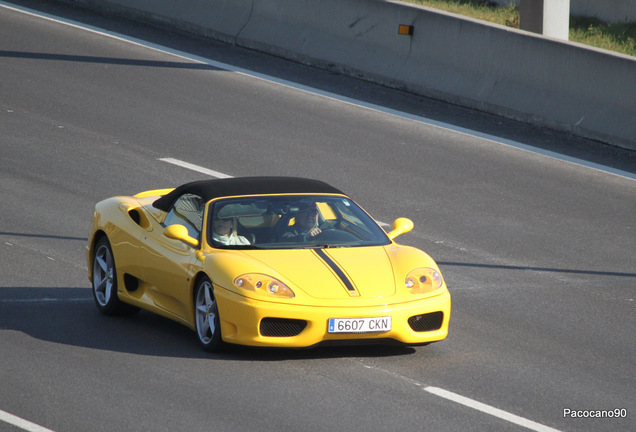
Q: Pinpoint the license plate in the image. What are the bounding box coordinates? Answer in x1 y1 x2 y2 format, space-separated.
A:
328 317 391 333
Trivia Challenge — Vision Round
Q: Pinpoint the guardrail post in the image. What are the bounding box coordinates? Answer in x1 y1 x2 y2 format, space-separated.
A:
520 0 570 40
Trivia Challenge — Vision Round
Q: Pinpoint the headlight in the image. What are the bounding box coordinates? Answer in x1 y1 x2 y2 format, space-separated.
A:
234 273 295 299
405 267 444 294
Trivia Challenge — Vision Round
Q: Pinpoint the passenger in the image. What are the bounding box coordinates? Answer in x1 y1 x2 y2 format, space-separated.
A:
212 216 250 246
281 203 322 242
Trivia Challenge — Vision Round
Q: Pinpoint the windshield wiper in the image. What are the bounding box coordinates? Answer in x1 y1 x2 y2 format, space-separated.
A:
307 244 343 249
214 244 263 250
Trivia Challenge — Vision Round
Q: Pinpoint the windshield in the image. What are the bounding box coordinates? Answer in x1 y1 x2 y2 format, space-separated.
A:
208 195 390 249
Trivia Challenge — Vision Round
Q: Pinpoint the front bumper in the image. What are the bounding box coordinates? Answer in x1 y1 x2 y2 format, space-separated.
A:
215 288 451 348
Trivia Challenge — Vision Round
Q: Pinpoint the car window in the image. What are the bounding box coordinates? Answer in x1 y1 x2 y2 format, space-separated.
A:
208 195 390 249
164 193 204 239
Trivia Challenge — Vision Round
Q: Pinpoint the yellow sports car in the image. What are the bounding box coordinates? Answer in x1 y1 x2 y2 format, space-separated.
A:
87 177 450 351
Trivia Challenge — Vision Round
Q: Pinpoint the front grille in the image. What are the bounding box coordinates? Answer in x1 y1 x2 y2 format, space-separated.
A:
408 312 444 332
260 318 307 337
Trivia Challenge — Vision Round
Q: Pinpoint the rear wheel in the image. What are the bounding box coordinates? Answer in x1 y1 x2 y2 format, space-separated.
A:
194 276 224 352
92 237 138 315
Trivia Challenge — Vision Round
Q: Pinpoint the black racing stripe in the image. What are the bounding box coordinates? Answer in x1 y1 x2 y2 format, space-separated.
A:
314 249 356 292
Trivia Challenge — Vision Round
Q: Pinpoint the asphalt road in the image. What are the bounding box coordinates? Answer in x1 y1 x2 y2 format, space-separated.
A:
1 1 635 431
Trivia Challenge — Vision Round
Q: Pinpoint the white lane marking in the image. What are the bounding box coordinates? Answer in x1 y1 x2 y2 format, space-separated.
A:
2 1 634 182
0 409 56 432
356 361 562 431
159 158 233 178
0 298 92 303
424 387 562 432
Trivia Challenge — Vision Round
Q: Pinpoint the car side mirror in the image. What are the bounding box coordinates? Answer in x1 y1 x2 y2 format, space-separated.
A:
387 218 414 240
164 224 199 247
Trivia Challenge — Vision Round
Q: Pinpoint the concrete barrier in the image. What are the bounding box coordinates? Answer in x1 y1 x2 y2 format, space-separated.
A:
60 0 636 149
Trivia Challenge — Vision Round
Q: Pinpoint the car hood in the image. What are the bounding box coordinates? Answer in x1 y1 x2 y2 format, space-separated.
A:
241 246 396 300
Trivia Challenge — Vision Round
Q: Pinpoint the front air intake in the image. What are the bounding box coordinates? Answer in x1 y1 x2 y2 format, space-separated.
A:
260 318 307 337
408 312 443 332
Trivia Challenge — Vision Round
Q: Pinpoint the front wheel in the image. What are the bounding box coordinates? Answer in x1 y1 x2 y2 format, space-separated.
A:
194 276 224 352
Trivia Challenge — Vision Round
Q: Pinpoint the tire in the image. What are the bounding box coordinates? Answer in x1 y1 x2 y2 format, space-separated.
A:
92 236 139 316
194 276 224 352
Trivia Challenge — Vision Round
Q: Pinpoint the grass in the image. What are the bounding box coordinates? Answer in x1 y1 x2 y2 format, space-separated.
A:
570 16 636 56
402 0 636 57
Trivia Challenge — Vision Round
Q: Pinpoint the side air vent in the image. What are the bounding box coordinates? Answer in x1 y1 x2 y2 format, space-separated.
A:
127 208 150 229
408 312 443 332
128 209 141 225
260 318 307 337
123 274 139 292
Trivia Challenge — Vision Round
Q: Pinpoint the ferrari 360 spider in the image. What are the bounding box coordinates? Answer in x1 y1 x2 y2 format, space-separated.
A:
87 177 450 351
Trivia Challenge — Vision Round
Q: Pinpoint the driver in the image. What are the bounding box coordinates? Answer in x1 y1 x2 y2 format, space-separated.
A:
280 203 322 242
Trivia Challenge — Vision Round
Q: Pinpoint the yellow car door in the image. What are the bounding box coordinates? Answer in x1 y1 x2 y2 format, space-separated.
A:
137 193 204 323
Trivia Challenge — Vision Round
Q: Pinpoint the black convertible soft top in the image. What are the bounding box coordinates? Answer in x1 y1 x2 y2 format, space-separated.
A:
152 177 344 211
